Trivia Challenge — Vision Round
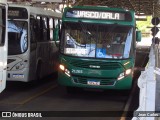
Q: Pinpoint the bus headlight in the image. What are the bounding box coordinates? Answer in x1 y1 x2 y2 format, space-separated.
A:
125 69 132 75
11 62 25 71
117 69 132 80
59 64 65 71
59 64 71 77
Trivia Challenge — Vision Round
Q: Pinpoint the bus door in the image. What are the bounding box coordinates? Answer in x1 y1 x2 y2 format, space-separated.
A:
0 4 7 93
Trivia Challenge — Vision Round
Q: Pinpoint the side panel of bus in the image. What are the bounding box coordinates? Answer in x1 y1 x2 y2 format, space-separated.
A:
29 15 60 81
0 3 7 93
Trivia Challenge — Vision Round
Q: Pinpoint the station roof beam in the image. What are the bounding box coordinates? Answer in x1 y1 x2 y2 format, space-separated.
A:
74 0 160 17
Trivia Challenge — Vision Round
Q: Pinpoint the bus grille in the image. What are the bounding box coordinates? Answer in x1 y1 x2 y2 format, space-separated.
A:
68 60 121 70
73 77 116 86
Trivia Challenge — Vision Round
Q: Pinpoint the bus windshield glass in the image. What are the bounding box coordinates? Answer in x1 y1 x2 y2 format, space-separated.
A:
8 20 28 55
61 22 133 59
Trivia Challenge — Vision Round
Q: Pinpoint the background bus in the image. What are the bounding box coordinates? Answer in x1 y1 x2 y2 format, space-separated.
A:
7 4 62 82
54 6 141 92
0 0 7 93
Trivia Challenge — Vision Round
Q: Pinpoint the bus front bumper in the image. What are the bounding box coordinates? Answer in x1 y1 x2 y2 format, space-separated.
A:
58 71 133 90
7 68 29 82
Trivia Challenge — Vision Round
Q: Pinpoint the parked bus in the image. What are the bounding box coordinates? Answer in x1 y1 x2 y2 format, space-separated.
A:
0 0 7 93
54 6 141 91
7 4 62 82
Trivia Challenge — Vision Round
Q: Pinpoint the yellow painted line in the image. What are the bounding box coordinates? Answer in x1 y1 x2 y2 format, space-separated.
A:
120 81 137 120
0 84 58 105
19 84 58 105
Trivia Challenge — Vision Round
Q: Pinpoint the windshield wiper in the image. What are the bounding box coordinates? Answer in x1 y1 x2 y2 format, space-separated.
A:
78 20 96 40
78 20 98 56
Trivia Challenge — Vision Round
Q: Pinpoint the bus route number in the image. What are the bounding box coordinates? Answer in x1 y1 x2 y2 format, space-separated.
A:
72 69 83 74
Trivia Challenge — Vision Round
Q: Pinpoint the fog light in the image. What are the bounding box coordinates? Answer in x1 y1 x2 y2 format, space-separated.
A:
65 69 71 77
117 72 125 80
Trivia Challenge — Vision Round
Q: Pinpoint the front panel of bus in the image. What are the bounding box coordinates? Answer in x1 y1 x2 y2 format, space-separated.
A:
0 2 7 93
7 6 29 82
7 6 60 82
58 7 136 90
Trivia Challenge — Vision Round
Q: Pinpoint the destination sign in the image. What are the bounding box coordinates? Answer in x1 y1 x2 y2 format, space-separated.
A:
8 7 28 19
8 10 19 17
66 9 128 20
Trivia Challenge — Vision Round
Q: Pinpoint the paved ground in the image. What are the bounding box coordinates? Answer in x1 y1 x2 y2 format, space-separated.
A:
0 46 150 120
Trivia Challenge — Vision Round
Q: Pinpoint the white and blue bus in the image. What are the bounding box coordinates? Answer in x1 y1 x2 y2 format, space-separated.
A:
0 0 7 93
7 4 62 82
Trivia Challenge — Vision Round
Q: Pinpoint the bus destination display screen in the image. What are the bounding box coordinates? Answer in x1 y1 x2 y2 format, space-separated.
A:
8 7 28 19
65 9 132 21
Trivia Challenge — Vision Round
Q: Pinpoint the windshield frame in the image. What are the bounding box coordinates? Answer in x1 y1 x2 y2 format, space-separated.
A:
60 22 135 60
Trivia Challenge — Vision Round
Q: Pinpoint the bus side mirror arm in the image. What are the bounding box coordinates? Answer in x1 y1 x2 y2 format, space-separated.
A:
53 27 59 41
136 31 141 42
53 24 60 47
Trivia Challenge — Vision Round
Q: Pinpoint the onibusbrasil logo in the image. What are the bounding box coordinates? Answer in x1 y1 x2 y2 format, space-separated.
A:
1 112 42 118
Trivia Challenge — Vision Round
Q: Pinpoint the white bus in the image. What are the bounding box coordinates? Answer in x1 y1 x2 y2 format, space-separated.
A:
7 4 62 82
0 0 7 93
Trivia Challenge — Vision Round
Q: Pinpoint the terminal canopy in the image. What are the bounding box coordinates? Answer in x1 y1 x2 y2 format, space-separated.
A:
75 0 160 17
7 0 160 17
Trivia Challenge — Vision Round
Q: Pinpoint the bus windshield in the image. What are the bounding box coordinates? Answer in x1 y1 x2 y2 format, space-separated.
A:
60 22 133 59
8 20 28 55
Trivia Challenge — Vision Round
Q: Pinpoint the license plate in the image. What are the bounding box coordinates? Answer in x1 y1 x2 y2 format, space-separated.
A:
87 80 100 85
13 74 24 79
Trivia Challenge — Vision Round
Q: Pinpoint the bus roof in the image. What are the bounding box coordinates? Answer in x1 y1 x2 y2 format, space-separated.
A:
8 4 62 19
0 0 7 4
69 5 134 12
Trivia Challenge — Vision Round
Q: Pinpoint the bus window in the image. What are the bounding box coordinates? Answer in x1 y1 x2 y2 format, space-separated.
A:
54 19 58 27
30 17 37 43
43 17 47 41
46 17 50 40
49 18 53 40
38 16 43 41
35 16 40 41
